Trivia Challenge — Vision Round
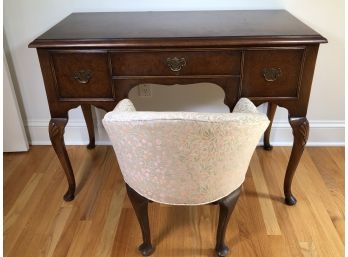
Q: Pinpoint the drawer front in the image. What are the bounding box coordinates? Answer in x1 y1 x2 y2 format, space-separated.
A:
111 50 241 76
50 51 113 99
242 48 305 98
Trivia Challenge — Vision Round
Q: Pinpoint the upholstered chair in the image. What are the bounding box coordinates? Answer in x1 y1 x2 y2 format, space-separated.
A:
103 98 269 256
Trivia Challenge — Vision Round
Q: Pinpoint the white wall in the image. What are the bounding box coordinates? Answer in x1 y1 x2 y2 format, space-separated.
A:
3 53 29 152
4 0 344 146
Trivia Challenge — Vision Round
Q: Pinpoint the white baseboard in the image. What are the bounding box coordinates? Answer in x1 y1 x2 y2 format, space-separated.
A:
25 119 345 146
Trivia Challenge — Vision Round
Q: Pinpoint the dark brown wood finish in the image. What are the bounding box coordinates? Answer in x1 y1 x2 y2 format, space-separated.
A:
81 104 95 149
28 10 326 48
50 50 114 99
48 118 75 201
242 47 305 98
284 117 309 205
126 184 155 256
215 187 241 257
126 183 241 256
111 50 241 76
264 102 278 150
29 10 327 204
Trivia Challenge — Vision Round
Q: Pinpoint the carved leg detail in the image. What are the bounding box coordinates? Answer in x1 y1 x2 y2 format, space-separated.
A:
284 117 309 205
49 118 76 201
81 104 95 149
263 102 277 150
126 184 155 256
215 187 241 257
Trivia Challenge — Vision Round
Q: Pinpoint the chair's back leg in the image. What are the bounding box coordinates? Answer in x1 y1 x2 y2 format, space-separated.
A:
215 187 241 257
126 184 155 256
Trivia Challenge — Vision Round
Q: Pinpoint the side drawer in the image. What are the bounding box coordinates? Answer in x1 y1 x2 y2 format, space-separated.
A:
110 50 242 76
50 51 113 99
241 48 305 98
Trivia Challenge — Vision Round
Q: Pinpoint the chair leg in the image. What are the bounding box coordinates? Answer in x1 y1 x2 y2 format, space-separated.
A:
126 184 155 256
215 187 241 257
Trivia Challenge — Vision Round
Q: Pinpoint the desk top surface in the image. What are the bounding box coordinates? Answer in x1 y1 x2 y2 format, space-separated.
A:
29 10 327 48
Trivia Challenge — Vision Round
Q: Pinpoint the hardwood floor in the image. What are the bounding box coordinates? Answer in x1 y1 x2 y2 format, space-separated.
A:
4 146 344 257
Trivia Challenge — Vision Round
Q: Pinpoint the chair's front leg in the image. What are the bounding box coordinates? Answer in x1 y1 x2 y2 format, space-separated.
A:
215 187 241 257
126 184 155 256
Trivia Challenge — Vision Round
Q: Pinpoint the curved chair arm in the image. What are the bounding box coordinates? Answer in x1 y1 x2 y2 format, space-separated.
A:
232 98 258 114
113 99 136 112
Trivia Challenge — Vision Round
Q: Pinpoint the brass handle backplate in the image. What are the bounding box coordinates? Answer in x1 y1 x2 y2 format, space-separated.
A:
73 70 92 84
262 68 282 82
167 57 186 72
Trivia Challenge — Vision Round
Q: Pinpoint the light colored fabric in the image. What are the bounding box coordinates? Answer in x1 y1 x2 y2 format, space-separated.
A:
103 98 269 205
103 110 266 123
113 98 136 112
232 97 259 113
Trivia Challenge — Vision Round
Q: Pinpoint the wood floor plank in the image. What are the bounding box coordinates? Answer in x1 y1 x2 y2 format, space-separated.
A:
327 147 344 176
307 147 344 230
299 241 320 257
280 148 343 257
77 150 125 257
3 151 28 182
51 146 112 257
256 148 305 257
3 146 344 257
42 205 74 257
92 186 126 257
249 153 281 235
296 149 343 246
6 168 68 257
4 172 43 232
66 220 93 257
233 174 266 256
4 148 64 257
4 147 55 216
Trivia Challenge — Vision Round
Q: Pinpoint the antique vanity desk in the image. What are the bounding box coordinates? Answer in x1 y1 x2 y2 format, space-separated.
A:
29 10 327 204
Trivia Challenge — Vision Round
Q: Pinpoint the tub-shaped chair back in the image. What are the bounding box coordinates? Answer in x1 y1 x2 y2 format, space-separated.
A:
103 98 269 205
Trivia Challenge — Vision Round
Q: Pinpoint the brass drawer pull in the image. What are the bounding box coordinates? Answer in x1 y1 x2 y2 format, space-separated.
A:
263 67 282 82
167 57 186 72
73 70 92 84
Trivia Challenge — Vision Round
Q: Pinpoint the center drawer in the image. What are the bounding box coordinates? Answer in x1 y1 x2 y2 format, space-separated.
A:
110 50 241 76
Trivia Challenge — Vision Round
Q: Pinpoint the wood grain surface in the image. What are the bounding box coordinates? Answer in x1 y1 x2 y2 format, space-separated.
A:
4 146 344 257
28 10 327 48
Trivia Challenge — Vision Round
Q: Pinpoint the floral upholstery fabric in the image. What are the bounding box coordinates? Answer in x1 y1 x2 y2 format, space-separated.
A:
103 98 269 205
113 98 136 112
232 98 259 113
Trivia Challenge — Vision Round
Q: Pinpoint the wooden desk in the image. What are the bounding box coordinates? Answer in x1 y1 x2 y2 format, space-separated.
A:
29 10 327 204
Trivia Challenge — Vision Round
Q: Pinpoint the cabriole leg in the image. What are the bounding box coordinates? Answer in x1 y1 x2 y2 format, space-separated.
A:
284 116 309 205
126 184 155 256
263 102 277 150
81 104 95 149
49 118 76 201
215 187 241 257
